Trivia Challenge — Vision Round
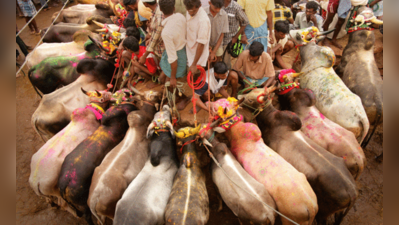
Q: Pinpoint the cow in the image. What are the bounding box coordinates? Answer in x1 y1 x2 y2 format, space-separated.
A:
25 30 99 70
28 37 101 97
58 102 137 225
87 89 163 224
113 105 178 225
31 56 115 142
240 87 358 224
275 75 366 180
335 6 383 149
52 3 114 24
289 26 370 143
199 124 277 225
42 16 123 43
164 126 209 225
28 90 112 217
209 98 318 225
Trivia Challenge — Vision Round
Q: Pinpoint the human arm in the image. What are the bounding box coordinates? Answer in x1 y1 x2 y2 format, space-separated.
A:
193 93 211 112
267 10 274 44
190 43 205 74
210 33 224 62
170 60 178 89
275 50 290 69
131 59 154 76
233 5 249 44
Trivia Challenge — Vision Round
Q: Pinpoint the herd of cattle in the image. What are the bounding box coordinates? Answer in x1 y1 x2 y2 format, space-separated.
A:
25 1 383 225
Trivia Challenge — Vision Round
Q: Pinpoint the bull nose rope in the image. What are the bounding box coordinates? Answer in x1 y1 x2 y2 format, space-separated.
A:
201 143 299 225
16 0 71 77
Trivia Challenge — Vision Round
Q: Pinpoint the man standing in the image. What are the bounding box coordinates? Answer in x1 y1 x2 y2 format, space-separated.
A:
231 41 275 88
237 0 275 52
221 0 249 69
139 0 164 71
204 0 229 63
184 0 211 75
294 1 324 31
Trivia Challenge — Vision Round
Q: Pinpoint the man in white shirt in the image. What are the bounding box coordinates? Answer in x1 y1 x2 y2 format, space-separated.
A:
159 0 192 110
294 1 324 31
184 0 211 75
267 20 294 69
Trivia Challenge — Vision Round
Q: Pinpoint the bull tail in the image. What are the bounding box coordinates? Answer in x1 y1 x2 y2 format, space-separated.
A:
28 68 43 98
361 96 383 149
31 116 47 143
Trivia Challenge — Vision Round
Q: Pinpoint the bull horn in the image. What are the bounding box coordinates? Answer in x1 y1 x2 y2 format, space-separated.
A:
317 28 336 36
95 28 107 33
81 87 88 95
128 82 145 96
237 97 245 105
210 118 222 128
92 20 105 28
291 72 304 78
354 15 365 26
174 130 185 139
165 120 175 138
223 107 228 115
370 17 383 25
95 90 101 97
268 86 277 93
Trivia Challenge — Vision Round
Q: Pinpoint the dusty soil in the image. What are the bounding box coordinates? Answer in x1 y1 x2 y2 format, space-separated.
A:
16 3 383 225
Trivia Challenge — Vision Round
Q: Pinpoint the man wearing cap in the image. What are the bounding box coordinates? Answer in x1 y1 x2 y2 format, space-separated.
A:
231 41 275 88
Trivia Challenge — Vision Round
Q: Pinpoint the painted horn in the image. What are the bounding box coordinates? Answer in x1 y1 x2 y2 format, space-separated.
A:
317 28 336 36
370 17 383 25
268 86 277 93
95 90 101 97
174 130 186 139
354 15 365 26
81 87 89 95
291 72 304 78
92 20 105 28
95 28 107 33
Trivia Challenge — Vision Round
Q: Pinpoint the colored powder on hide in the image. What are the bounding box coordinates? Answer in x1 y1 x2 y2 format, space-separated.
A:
306 124 314 130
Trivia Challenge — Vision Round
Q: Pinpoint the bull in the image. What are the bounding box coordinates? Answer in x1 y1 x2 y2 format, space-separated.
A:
42 16 123 43
31 55 115 142
240 87 358 224
199 123 277 224
52 3 114 24
210 98 318 225
275 72 366 180
164 126 209 225
289 27 370 143
58 102 137 225
28 37 101 97
29 90 112 217
335 6 383 149
113 105 178 225
87 89 163 224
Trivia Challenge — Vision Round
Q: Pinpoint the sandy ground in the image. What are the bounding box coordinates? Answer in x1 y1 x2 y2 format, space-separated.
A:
16 2 383 225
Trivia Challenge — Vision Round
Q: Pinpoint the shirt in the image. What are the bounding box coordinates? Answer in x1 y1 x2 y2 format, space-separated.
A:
138 0 152 20
204 6 229 48
147 6 165 58
186 7 211 67
162 13 187 64
222 1 249 46
233 50 275 80
272 4 293 26
294 12 324 31
268 32 288 50
195 68 229 95
237 0 275 28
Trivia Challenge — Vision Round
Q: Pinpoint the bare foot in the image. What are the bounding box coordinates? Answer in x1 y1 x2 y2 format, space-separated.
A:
330 39 343 49
177 96 192 111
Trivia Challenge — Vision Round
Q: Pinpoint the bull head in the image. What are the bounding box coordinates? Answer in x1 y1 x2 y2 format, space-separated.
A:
289 27 336 45
174 125 202 139
81 87 112 103
354 6 383 26
147 105 175 138
277 69 303 83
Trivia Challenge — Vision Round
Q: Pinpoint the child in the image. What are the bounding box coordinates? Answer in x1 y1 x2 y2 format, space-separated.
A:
191 61 238 113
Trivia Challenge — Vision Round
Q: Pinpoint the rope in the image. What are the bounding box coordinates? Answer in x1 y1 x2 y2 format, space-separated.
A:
241 98 272 122
16 0 70 76
202 143 299 225
164 81 185 124
16 0 53 37
237 79 257 96
187 65 207 126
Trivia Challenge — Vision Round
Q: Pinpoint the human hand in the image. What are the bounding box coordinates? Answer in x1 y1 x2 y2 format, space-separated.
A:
231 36 238 44
269 31 275 44
209 52 217 62
241 35 248 44
170 77 177 89
189 64 198 75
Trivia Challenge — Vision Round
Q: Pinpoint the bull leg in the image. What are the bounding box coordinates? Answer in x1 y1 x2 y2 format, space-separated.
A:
361 114 382 149
84 206 95 225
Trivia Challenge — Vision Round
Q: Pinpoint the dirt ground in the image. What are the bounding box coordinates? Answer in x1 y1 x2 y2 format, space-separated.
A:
16 2 383 225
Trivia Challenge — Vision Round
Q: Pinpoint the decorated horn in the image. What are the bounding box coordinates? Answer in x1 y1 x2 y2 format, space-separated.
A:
354 15 365 26
291 72 304 78
223 107 228 115
92 20 105 28
81 87 88 95
370 17 383 25
95 90 101 97
95 28 107 33
317 28 336 36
